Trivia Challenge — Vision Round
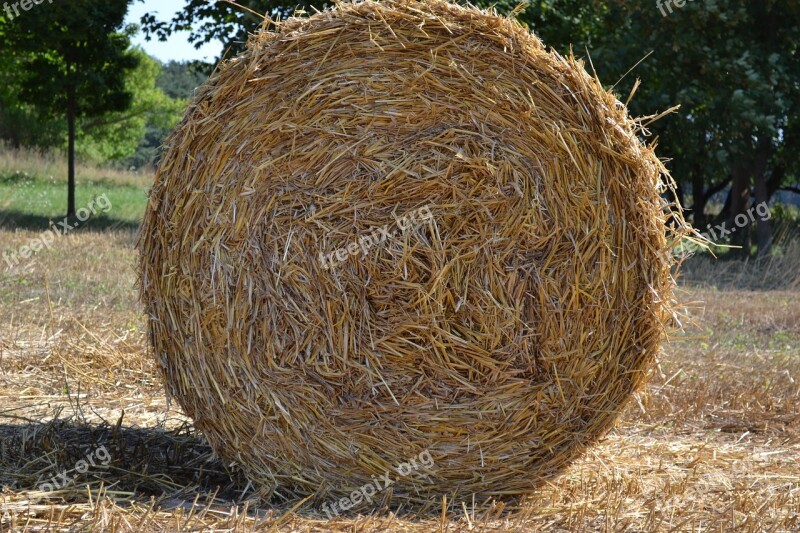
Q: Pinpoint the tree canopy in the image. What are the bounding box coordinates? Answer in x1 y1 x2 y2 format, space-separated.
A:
1 0 796 254
140 0 315 60
78 49 185 164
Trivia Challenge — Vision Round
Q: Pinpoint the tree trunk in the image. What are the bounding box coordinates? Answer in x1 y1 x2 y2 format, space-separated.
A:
752 139 772 256
766 165 785 200
691 169 706 231
67 63 76 218
708 177 734 229
728 164 750 255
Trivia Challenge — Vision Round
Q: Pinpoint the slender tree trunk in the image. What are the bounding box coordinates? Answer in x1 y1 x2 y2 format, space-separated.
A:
708 176 734 229
766 165 785 200
728 164 750 255
691 169 706 231
66 61 76 218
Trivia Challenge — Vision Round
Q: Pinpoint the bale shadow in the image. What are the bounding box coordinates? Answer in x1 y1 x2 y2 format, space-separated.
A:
0 412 470 521
0 413 252 512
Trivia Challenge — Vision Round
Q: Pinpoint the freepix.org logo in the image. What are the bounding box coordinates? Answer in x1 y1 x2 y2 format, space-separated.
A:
2 194 112 271
321 450 435 518
3 0 54 21
318 205 434 271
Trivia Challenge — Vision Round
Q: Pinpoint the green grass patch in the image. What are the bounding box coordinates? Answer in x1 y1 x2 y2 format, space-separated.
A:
0 170 148 230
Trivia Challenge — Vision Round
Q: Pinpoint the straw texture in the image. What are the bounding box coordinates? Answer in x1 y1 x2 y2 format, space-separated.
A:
138 0 687 506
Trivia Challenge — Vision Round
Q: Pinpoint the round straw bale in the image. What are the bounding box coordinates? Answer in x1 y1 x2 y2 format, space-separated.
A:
139 0 687 506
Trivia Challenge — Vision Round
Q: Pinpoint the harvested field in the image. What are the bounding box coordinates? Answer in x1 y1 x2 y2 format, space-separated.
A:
1 229 799 531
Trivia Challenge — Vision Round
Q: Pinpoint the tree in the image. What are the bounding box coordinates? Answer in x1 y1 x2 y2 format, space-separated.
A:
156 61 208 100
502 0 800 257
140 0 323 60
590 1 800 256
157 60 209 100
145 0 800 256
78 49 185 164
0 25 63 148
1 1 138 216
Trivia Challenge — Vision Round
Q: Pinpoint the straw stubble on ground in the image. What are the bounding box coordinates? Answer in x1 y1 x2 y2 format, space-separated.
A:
1 222 798 530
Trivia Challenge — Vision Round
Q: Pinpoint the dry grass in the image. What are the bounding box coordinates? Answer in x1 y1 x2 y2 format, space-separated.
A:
679 238 800 290
0 144 151 189
1 229 798 531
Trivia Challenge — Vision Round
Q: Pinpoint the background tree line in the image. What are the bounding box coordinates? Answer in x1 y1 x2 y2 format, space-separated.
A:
1 0 798 255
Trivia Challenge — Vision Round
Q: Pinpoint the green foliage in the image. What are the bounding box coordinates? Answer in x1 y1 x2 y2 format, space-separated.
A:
140 0 325 59
2 2 139 121
596 2 799 160
0 47 62 147
78 49 186 163
157 61 209 100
